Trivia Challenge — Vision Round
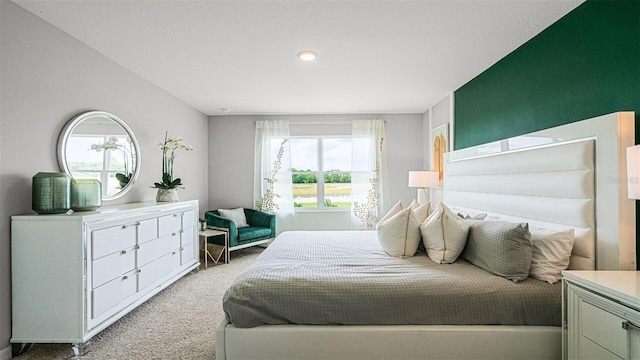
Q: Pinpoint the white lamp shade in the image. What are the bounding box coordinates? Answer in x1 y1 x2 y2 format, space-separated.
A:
408 171 439 188
627 145 640 199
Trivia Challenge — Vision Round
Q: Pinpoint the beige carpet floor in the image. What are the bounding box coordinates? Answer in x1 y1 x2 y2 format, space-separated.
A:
14 247 264 360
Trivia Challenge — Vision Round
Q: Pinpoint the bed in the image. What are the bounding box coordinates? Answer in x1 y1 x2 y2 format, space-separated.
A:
216 111 636 360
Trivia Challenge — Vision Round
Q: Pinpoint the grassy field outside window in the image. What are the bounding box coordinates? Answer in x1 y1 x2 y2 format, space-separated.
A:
293 182 351 207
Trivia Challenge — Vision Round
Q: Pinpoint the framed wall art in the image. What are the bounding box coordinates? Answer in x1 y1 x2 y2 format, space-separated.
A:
431 123 448 183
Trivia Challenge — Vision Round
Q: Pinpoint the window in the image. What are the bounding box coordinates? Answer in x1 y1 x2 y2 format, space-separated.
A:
290 136 352 209
67 134 132 196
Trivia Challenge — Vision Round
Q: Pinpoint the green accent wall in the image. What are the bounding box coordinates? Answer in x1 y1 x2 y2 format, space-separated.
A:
453 0 640 269
454 0 640 150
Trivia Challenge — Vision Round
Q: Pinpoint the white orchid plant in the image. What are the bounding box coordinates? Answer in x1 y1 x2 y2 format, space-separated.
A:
153 132 193 190
90 135 134 188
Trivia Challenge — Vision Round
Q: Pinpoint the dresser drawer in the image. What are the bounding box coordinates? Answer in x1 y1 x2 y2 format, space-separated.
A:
581 301 627 358
181 240 196 264
92 245 136 288
158 213 182 238
138 234 180 267
91 224 137 260
170 249 181 269
138 253 174 291
138 218 158 244
182 225 194 245
92 269 137 319
182 210 195 228
580 336 623 360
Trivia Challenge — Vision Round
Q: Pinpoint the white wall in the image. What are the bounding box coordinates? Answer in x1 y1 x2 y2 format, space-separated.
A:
421 109 431 170
0 2 209 355
431 93 454 150
208 114 423 231
425 93 454 205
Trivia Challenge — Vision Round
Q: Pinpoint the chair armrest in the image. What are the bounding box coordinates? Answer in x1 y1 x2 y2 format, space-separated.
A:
245 209 276 237
205 211 238 240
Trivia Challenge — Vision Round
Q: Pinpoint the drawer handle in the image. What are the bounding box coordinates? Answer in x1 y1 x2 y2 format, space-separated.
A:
121 250 127 254
179 230 184 234
137 269 142 273
623 321 640 331
134 245 140 250
172 232 177 236
122 275 128 280
121 222 140 229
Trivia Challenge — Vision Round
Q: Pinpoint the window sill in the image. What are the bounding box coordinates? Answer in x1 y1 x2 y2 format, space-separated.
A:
294 208 351 213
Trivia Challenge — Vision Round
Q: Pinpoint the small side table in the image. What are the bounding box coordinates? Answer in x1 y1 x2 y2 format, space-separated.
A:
199 228 229 269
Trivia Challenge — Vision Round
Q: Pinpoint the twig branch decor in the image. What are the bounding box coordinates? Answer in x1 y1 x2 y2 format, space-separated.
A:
352 137 384 230
256 138 288 213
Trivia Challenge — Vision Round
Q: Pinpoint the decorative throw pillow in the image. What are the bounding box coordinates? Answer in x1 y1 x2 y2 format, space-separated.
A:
529 227 575 284
461 220 532 282
410 199 432 222
420 202 470 263
457 212 487 220
379 200 404 223
376 207 421 258
218 208 249 228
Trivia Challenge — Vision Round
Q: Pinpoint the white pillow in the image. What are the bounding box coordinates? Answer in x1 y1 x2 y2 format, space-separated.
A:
218 208 249 228
420 202 470 264
379 200 404 223
458 212 487 220
376 207 421 258
410 199 431 222
529 227 575 284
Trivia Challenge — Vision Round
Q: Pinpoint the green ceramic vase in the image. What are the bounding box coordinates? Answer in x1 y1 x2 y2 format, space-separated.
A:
32 172 71 214
70 179 102 211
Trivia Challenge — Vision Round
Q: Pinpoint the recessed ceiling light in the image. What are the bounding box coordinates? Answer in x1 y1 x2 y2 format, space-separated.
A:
297 50 317 61
221 108 231 113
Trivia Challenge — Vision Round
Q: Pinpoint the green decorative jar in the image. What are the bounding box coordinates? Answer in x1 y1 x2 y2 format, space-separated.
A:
70 179 102 211
32 172 71 214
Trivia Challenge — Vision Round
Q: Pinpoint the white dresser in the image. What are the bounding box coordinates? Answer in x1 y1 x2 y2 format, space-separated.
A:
563 271 640 360
11 200 199 355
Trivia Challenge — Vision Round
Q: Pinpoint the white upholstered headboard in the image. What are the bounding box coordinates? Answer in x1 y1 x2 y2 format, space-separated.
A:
443 111 636 271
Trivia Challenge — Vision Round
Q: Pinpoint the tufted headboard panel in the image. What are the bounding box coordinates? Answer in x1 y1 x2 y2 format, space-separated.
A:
443 111 636 270
445 140 595 269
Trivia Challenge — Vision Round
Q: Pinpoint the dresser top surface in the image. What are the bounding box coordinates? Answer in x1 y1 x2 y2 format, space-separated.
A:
563 270 640 305
12 200 198 220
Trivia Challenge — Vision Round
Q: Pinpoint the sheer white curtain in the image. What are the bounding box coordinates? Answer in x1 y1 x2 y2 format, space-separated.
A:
254 121 294 232
350 119 389 230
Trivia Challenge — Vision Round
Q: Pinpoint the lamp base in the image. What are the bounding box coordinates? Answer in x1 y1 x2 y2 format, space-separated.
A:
417 188 429 204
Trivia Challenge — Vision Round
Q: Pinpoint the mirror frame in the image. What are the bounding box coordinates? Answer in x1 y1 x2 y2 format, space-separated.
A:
57 110 141 201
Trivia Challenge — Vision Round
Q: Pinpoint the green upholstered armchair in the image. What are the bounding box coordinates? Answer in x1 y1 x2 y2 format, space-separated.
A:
204 208 276 255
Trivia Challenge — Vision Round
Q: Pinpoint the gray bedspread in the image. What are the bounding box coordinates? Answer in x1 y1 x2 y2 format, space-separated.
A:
223 231 561 328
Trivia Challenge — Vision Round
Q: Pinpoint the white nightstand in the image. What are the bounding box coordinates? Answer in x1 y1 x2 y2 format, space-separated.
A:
199 228 229 268
563 271 640 360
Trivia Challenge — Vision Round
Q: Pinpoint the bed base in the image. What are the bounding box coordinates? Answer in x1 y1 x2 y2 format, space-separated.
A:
216 319 561 360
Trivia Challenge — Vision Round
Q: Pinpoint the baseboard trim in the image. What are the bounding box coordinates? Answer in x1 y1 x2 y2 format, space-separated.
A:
0 345 12 360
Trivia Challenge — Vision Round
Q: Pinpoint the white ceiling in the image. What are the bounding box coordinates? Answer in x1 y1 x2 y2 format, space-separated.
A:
13 0 583 116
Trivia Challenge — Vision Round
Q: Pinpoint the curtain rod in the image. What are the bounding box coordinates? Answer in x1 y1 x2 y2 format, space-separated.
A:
290 121 352 125
253 120 386 125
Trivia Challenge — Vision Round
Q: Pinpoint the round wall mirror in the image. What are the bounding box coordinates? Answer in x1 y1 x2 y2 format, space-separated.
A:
57 111 141 200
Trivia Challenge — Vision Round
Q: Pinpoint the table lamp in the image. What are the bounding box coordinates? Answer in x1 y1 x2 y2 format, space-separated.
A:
627 145 640 199
408 171 439 204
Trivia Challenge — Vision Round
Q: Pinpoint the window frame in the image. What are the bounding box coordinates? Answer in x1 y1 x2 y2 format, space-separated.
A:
290 135 352 211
